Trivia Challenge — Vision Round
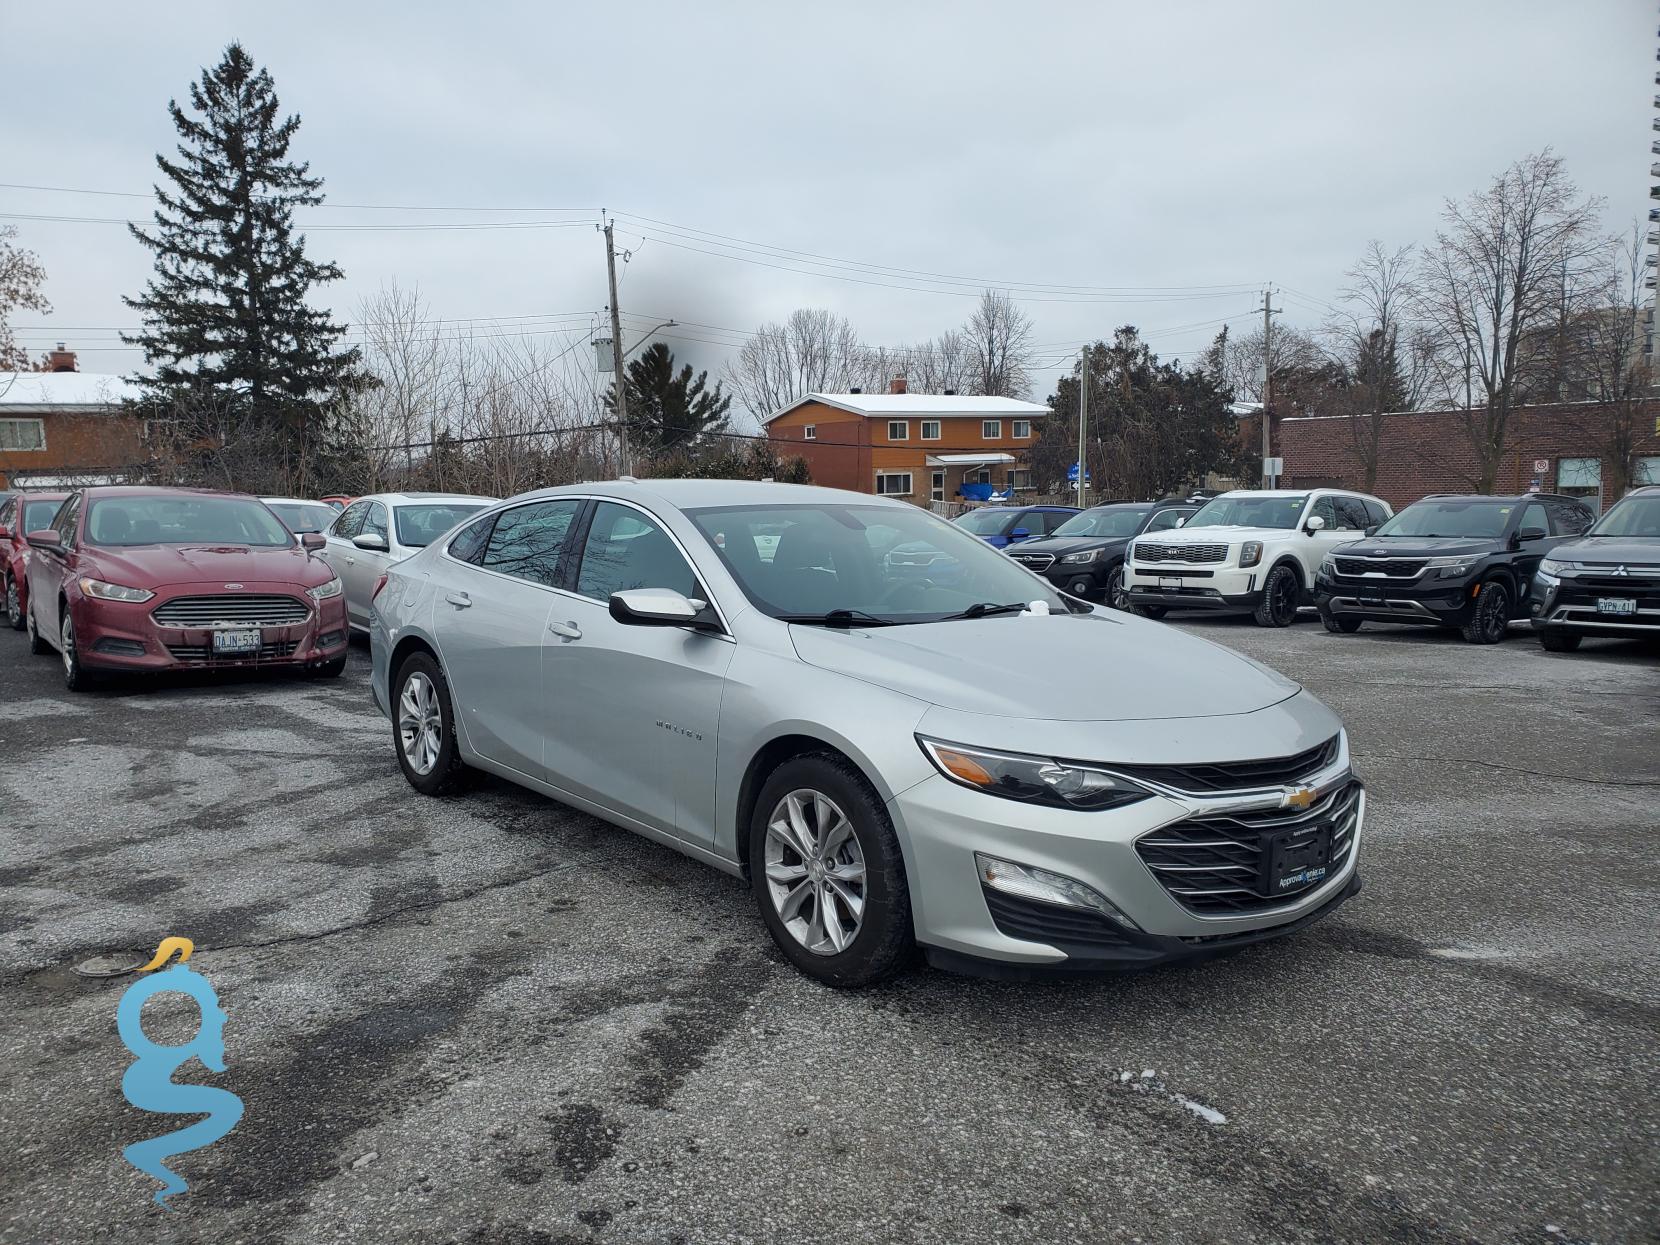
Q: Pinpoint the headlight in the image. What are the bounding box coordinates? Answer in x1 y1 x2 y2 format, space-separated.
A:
1318 554 1337 577
1538 557 1579 577
307 577 344 601
1240 541 1263 568
1426 554 1479 579
1058 548 1099 565
79 577 154 603
975 852 1142 929
917 736 1152 811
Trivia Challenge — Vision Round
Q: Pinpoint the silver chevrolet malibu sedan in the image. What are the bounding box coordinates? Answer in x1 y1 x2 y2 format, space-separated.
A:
370 479 1364 986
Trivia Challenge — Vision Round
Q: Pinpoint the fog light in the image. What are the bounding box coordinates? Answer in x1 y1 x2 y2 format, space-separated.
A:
975 853 1141 930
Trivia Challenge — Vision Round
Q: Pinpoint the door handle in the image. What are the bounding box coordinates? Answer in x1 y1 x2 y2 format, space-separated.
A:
343 556 356 566
445 591 472 608
547 619 582 640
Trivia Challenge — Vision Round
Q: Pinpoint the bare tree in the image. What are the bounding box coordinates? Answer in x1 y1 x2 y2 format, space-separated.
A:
0 225 51 372
1413 150 1606 491
964 289 1034 397
724 308 868 417
1216 322 1328 406
1568 224 1656 500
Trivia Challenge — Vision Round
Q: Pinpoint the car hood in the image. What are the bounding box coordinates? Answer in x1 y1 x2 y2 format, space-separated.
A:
1550 537 1660 567
1135 525 1279 547
789 612 1300 721
1006 535 1129 557
1335 536 1498 559
87 543 334 590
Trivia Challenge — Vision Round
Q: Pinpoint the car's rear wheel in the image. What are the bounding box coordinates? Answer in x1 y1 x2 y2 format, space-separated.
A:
60 610 98 692
4 574 23 631
393 653 469 795
1253 564 1301 627
1106 563 1129 611
1461 581 1510 644
26 598 50 655
749 754 913 988
1322 611 1362 634
1539 629 1582 653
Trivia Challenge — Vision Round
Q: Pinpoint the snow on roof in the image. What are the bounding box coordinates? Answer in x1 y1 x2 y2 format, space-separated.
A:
765 392 1051 424
0 371 143 409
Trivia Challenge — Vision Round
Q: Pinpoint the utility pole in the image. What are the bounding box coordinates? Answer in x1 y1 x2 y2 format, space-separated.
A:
1076 345 1089 507
603 218 630 476
1260 287 1279 488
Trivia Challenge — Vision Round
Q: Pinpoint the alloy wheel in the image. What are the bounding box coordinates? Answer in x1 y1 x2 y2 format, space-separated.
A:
60 614 75 677
1273 573 1297 624
4 577 18 627
1482 585 1508 642
398 671 443 776
1107 566 1128 611
764 789 867 956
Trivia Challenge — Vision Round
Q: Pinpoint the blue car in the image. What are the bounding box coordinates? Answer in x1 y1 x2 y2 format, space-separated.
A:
953 504 1080 549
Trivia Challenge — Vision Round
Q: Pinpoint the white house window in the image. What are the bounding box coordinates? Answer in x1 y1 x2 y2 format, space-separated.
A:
1012 420 1031 439
874 472 913 496
0 419 45 451
803 424 816 440
887 421 909 441
981 420 1002 439
1007 468 1032 489
920 420 941 440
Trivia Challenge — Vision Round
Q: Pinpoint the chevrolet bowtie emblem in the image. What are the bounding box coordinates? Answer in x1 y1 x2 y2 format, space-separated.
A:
1282 787 1318 811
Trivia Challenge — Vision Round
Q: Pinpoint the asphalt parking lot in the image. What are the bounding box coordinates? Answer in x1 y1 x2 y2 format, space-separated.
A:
1 618 1656 1245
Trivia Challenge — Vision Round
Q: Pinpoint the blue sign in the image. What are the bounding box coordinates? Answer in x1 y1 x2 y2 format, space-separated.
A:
1067 462 1091 483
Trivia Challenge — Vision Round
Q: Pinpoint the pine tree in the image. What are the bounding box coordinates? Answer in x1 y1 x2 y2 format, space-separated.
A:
123 43 366 484
605 342 732 459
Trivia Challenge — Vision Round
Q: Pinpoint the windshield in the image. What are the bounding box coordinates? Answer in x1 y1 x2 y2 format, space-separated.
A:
395 503 487 548
688 503 1067 623
22 499 63 532
86 496 293 547
266 501 339 534
1374 499 1513 539
1053 507 1148 538
1186 494 1308 529
1587 494 1660 538
954 508 1014 535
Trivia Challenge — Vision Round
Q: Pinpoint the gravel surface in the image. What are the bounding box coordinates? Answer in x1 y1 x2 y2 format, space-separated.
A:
0 617 1655 1244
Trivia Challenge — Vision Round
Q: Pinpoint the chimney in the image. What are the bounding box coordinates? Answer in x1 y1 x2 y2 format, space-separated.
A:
889 375 908 394
46 343 77 373
943 388 956 396
850 387 862 394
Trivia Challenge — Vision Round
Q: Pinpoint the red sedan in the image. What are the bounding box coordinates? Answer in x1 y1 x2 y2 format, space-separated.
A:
22 486 350 691
0 490 68 631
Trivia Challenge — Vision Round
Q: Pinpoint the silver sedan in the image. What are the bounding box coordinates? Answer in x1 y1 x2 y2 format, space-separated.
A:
321 491 494 630
370 480 1364 986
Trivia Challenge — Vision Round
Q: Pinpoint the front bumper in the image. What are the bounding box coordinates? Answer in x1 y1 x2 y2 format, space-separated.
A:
1124 565 1260 611
1530 571 1660 637
889 740 1364 973
1315 575 1479 626
73 587 349 674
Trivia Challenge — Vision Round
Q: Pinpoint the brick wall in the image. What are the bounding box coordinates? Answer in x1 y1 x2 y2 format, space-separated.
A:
0 409 149 488
1262 400 1660 508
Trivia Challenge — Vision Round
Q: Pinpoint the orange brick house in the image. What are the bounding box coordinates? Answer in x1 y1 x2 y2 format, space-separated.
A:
764 379 1052 503
0 351 147 489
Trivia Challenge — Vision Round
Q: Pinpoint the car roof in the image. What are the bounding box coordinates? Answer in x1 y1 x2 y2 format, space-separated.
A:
75 485 259 500
260 496 334 506
1415 492 1578 504
350 491 498 506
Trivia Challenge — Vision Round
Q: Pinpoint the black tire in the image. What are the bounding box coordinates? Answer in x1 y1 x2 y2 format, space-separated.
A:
1460 580 1510 645
1539 629 1582 653
26 597 51 655
1253 563 1301 627
1135 603 1168 619
392 652 470 795
311 654 347 679
4 574 24 631
59 608 99 692
1105 562 1129 612
748 752 913 988
1322 611 1363 634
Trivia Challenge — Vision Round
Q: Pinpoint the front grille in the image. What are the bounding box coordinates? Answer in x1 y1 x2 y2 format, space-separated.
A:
1137 782 1362 915
152 594 309 627
1333 556 1427 578
165 640 300 664
1011 553 1055 572
982 888 1136 949
1109 736 1340 794
1135 542 1227 564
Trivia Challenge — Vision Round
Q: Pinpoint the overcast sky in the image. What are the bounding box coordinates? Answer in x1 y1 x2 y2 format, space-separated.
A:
1 0 1651 421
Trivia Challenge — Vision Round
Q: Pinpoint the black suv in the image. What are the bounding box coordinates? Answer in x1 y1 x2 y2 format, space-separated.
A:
1313 493 1595 644
1530 484 1660 651
1007 499 1200 607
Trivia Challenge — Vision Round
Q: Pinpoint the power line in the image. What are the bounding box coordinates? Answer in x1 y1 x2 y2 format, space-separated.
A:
0 210 596 233
0 181 599 213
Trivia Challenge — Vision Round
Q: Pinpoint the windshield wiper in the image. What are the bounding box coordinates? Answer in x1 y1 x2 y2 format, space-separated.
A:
939 601 1032 621
779 609 902 628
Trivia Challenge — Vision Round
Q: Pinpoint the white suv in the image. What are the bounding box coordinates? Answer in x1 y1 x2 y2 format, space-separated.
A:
1124 489 1392 626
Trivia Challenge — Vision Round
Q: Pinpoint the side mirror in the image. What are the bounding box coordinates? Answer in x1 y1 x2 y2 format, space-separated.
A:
352 532 389 552
1305 514 1327 534
301 532 326 552
26 529 62 552
1174 516 1187 528
1364 525 1379 537
609 587 721 631
1009 527 1031 541
1517 526 1548 543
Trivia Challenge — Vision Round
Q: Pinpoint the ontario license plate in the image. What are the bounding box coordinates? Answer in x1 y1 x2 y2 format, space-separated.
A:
1159 576 1182 589
1595 597 1636 616
212 628 261 653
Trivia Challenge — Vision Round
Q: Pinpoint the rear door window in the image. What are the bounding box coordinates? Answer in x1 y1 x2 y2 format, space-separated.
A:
1333 498 1370 530
479 500 582 588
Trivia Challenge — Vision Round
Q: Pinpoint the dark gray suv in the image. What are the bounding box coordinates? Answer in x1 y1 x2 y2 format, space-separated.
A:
1529 484 1660 651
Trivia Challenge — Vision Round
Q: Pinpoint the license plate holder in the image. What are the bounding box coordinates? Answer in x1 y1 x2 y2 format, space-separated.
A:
1360 585 1385 603
1595 597 1636 616
1159 576 1182 589
212 628 262 653
1263 824 1332 895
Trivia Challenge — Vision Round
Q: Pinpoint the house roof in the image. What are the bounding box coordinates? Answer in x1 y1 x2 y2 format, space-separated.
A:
765 392 1051 424
0 371 143 410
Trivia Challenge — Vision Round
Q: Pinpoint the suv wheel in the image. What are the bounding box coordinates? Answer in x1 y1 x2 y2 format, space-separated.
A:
1539 629 1582 653
1106 563 1129 611
4 574 23 631
749 753 913 988
1253 564 1301 627
1461 580 1510 644
393 653 470 795
1322 611 1362 634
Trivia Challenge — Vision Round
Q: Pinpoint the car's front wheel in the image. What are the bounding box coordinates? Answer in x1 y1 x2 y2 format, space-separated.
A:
26 598 51 655
1461 580 1510 644
393 652 469 795
60 610 99 692
1253 564 1301 627
1322 611 1362 634
749 754 913 988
